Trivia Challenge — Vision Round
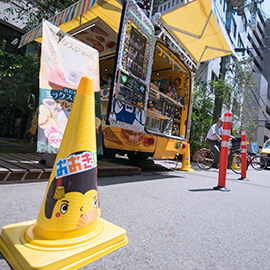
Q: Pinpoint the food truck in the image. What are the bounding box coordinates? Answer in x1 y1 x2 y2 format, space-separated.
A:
19 0 234 160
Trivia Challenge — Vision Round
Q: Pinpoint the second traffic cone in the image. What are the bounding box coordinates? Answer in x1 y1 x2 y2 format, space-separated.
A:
0 77 128 270
231 160 241 171
177 143 194 172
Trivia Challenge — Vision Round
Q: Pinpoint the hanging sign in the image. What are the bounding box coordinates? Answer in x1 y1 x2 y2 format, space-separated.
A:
38 20 101 154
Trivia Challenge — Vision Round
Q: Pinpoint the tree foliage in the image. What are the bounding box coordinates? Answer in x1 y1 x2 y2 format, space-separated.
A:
0 40 40 138
229 61 259 141
210 79 232 116
190 78 232 155
0 0 76 138
191 61 261 155
0 0 76 31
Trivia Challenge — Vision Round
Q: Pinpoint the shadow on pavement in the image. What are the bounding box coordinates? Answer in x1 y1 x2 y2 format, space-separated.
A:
98 172 183 186
136 164 173 172
188 188 216 192
0 252 13 270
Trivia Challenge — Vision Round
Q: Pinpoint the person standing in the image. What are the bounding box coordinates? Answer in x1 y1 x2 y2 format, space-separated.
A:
206 118 223 168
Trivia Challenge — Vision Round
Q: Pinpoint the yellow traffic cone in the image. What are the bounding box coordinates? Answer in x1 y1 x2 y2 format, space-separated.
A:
177 143 194 172
231 159 241 171
0 77 127 270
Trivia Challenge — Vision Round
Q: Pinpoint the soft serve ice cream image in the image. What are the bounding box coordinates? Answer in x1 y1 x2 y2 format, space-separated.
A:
59 49 87 87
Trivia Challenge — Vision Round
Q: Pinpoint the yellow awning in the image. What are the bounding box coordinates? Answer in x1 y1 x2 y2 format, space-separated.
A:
18 0 122 48
155 0 234 64
19 0 233 66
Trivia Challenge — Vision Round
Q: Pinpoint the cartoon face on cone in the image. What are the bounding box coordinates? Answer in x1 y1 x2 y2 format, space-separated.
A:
37 152 100 231
48 188 99 230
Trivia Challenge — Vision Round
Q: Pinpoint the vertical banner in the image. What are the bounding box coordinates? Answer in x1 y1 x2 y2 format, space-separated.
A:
38 20 101 154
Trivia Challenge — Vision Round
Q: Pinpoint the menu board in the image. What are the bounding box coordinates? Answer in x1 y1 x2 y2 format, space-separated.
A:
116 72 146 108
108 0 156 130
122 19 150 81
127 27 147 79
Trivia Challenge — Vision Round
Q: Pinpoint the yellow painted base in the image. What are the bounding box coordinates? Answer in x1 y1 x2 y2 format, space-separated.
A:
0 219 128 270
231 163 241 171
176 167 195 172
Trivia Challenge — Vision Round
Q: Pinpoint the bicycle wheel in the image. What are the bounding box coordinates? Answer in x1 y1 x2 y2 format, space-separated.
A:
251 155 268 170
228 151 243 174
196 148 214 170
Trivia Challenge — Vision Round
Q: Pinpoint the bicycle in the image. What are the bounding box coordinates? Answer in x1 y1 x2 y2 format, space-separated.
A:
196 137 249 173
196 148 215 170
228 151 268 174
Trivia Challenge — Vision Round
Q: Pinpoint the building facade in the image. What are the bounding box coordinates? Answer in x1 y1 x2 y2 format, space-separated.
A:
194 0 270 148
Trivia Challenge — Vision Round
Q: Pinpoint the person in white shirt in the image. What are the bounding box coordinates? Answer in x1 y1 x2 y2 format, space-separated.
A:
206 118 223 168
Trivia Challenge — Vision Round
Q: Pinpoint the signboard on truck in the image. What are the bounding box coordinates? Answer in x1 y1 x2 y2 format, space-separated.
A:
107 0 156 133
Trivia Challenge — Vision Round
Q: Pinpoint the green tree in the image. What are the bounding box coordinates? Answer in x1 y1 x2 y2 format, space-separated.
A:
0 0 76 139
0 40 40 138
210 79 232 115
190 78 232 155
213 55 230 123
0 0 76 31
189 78 214 155
191 61 262 155
229 61 259 141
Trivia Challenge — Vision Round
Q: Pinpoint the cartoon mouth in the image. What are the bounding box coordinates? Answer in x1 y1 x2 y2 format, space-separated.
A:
76 209 99 229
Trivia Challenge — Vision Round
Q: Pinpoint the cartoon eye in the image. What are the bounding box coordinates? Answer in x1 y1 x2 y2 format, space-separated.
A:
93 199 97 208
60 203 68 214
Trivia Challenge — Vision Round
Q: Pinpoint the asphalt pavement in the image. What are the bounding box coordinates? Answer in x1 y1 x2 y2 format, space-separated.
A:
1 165 270 270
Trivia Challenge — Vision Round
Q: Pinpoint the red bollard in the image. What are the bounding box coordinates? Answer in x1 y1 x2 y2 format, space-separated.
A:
238 130 249 181
213 111 232 192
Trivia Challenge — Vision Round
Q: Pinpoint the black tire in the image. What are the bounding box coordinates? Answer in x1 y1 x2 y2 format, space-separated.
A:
127 153 148 161
228 151 247 174
251 155 268 171
196 148 214 170
103 148 116 159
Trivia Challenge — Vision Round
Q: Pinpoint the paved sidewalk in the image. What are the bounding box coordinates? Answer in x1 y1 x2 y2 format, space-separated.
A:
1 167 269 269
0 139 180 182
0 154 146 183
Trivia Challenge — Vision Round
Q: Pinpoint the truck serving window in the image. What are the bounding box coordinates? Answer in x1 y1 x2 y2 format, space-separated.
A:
146 42 191 139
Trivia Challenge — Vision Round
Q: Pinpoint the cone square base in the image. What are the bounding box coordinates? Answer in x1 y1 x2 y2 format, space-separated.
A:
0 219 128 270
176 167 195 172
213 186 230 192
238 177 249 181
